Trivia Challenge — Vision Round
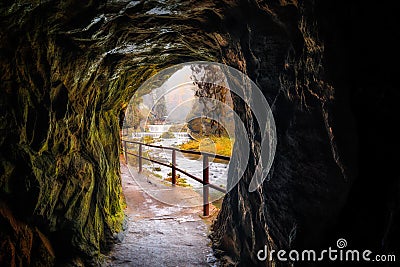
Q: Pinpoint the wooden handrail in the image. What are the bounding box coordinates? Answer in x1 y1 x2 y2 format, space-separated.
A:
122 139 230 161
122 139 229 216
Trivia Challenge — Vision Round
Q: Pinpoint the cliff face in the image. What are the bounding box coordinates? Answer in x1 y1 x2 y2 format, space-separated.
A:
0 0 398 266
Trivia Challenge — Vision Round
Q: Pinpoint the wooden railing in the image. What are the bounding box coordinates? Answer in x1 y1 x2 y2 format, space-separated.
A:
122 139 229 216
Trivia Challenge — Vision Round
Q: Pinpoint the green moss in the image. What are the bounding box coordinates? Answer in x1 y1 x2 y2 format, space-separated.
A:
164 176 191 187
0 0 223 264
153 173 163 179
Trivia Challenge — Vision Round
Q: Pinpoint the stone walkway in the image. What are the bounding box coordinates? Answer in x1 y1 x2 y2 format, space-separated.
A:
106 163 219 267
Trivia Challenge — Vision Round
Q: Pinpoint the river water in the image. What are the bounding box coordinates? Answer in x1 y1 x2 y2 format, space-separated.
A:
140 137 229 202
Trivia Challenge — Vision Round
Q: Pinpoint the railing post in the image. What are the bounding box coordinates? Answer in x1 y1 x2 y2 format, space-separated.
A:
172 149 176 185
123 141 128 164
203 154 209 216
138 143 143 173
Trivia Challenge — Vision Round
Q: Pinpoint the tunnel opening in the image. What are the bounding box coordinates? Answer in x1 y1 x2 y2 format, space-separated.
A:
113 62 240 265
111 61 277 265
121 63 236 198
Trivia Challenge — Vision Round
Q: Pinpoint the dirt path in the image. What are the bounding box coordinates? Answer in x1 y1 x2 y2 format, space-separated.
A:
106 163 218 267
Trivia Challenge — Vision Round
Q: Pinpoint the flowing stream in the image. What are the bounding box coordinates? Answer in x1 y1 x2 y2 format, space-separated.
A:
140 136 229 201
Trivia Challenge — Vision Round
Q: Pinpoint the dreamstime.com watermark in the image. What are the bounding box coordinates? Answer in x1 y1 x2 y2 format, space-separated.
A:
257 238 396 263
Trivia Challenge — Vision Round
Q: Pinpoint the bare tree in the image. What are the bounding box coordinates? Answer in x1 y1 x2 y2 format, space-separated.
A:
190 64 229 137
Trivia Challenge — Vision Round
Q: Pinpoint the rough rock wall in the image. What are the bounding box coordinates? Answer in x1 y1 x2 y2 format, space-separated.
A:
0 0 398 266
0 2 127 265
0 0 224 265
212 1 399 266
211 1 353 264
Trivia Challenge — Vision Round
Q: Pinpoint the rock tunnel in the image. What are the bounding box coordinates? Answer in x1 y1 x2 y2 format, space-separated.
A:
0 0 399 266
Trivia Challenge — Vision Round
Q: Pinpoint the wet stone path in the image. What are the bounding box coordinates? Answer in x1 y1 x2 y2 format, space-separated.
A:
106 163 218 267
